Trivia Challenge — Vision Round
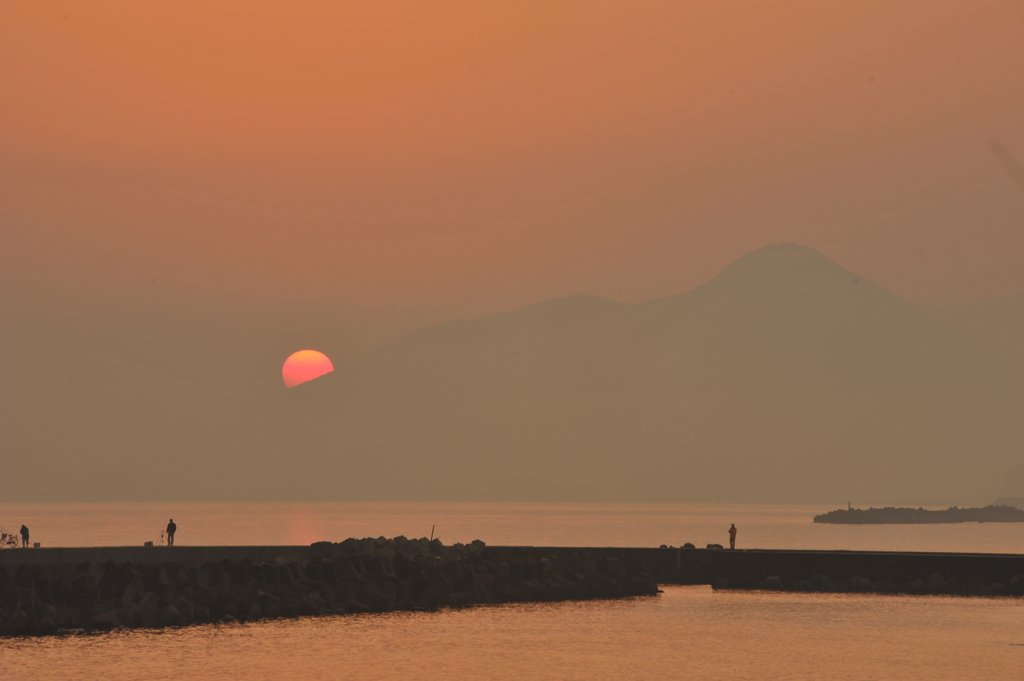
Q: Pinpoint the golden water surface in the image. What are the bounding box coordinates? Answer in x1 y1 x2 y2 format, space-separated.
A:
3 587 1022 681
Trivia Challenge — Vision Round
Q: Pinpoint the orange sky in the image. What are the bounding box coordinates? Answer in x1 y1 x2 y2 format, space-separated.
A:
2 1 1023 355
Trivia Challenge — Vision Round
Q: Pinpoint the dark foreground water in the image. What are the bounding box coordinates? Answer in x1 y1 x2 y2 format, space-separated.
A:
3 586 1022 681
2 503 1023 680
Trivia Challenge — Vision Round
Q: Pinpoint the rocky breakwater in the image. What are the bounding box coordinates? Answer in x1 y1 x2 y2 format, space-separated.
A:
0 537 658 637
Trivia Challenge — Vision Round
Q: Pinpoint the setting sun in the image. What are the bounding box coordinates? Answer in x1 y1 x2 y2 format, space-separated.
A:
281 350 334 388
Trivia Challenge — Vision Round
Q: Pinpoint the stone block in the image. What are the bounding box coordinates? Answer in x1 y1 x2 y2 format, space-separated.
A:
113 606 135 627
72 573 98 594
158 605 182 626
138 591 161 613
120 579 145 607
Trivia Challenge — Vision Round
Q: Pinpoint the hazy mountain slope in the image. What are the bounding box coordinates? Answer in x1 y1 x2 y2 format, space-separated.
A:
291 244 1022 504
923 293 1024 364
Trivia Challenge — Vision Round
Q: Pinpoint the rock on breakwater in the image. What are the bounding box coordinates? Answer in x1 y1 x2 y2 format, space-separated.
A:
0 537 658 637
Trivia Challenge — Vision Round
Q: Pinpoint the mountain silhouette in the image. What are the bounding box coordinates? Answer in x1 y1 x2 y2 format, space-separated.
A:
275 243 1021 504
4 243 1020 504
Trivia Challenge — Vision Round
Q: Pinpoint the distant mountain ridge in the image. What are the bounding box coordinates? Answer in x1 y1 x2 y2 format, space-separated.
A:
6 242 1021 504
284 243 1022 504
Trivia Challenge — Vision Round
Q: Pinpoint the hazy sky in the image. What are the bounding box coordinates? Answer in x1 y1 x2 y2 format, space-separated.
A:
3 0 1024 361
3 2 1024 505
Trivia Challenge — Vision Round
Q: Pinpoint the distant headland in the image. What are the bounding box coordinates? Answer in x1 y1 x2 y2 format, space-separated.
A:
813 505 1024 524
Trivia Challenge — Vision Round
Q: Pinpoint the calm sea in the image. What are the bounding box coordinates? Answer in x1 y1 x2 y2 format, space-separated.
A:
3 501 1024 552
2 502 1023 680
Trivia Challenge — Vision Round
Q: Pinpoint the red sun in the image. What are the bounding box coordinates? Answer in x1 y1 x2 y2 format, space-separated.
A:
282 350 334 388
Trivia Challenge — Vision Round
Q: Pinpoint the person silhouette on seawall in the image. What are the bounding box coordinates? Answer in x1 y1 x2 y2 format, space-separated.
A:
166 519 177 546
728 524 737 550
20 525 29 548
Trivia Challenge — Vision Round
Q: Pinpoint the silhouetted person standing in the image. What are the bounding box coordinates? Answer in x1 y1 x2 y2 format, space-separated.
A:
728 524 737 550
166 519 177 546
20 525 29 548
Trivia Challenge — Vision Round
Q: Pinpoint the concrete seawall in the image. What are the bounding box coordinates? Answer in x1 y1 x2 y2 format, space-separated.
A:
705 548 1024 593
4 545 1023 587
0 546 313 568
498 547 1024 592
3 545 1022 588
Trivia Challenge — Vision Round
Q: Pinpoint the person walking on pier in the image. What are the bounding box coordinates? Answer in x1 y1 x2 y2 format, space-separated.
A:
166 519 177 546
19 525 29 548
728 524 737 550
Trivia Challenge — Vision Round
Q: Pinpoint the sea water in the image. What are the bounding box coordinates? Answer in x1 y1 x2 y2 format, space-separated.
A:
1 503 1022 680
3 501 1024 553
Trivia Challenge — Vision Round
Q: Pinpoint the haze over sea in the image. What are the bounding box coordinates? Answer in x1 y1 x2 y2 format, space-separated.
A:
2 502 1022 680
